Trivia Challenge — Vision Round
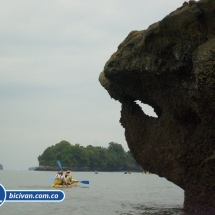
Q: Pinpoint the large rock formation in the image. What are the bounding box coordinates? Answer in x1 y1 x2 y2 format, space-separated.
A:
99 0 215 214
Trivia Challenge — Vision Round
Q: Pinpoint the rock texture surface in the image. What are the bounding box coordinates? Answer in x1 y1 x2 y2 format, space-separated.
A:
99 0 215 213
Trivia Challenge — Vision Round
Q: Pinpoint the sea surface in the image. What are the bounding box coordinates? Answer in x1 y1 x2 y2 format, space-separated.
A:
0 170 196 215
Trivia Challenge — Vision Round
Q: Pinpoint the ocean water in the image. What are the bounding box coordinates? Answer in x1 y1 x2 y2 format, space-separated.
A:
0 170 193 215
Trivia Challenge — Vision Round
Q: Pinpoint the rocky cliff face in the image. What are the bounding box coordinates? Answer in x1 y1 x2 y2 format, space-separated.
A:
99 0 215 213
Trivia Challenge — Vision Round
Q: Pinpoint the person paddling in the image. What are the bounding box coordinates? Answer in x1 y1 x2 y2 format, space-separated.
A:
64 170 73 185
54 170 67 186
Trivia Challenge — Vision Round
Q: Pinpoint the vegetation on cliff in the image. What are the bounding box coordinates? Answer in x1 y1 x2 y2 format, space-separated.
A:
38 140 140 170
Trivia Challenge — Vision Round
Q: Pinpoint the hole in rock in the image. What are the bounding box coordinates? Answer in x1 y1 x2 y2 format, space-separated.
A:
135 100 158 118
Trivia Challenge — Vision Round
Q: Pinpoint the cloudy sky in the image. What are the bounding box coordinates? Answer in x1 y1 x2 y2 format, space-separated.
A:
0 0 185 170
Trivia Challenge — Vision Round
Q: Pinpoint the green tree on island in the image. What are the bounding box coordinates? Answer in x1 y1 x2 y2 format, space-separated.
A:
38 140 140 170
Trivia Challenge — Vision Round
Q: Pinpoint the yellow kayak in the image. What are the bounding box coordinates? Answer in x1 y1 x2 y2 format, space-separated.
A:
51 179 78 188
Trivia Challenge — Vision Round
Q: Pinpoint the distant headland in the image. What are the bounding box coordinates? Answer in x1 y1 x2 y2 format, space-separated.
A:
35 140 143 172
28 166 37 170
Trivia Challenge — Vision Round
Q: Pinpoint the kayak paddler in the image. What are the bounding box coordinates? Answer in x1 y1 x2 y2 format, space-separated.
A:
54 170 67 186
64 170 73 185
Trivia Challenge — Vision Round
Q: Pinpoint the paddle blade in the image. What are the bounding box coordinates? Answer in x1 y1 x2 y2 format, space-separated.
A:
57 160 62 170
80 180 89 184
49 178 54 181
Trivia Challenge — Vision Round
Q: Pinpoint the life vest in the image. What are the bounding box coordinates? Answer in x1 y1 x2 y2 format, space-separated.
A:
65 175 72 183
54 174 64 185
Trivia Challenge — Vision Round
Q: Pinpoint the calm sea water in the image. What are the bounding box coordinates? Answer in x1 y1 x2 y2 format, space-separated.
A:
0 170 195 215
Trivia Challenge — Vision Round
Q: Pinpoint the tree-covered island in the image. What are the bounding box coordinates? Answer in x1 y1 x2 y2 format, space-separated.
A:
37 140 142 171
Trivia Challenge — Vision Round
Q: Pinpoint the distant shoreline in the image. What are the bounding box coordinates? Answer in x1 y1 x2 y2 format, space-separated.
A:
34 165 143 172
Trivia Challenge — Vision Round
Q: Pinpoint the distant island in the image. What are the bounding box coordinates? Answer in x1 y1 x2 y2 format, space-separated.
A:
35 140 143 172
0 164 3 170
28 166 37 170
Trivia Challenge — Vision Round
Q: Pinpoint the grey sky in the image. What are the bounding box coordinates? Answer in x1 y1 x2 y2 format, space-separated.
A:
0 0 185 170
